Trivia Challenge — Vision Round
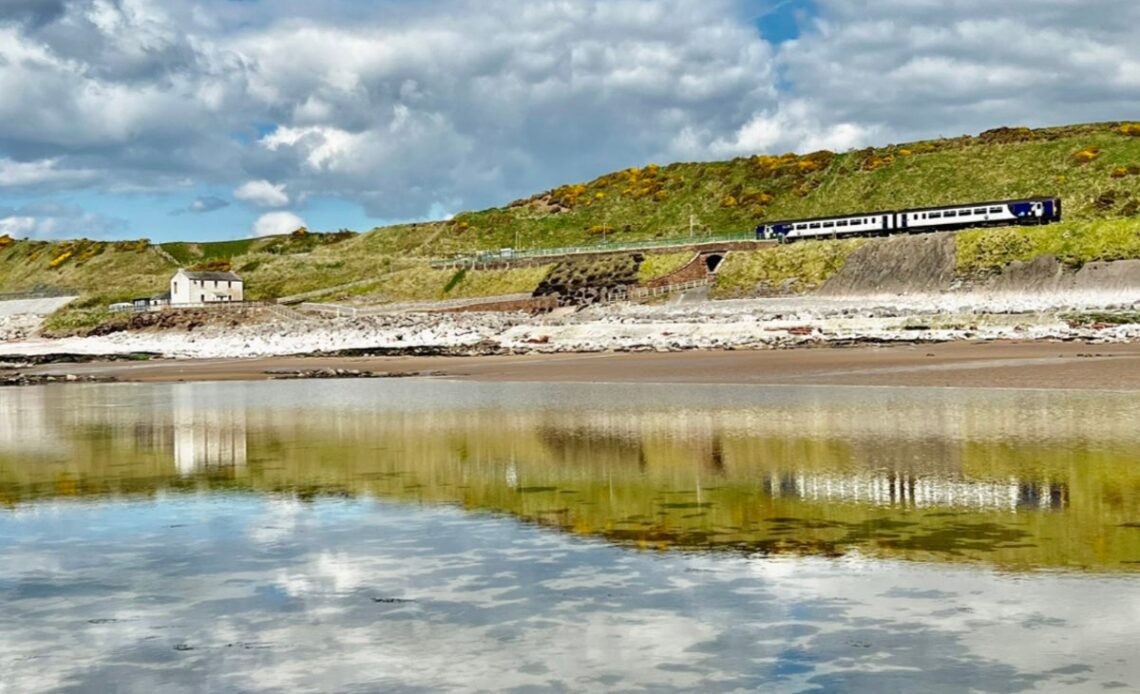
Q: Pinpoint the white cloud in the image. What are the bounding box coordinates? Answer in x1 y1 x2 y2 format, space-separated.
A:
0 202 127 239
0 216 39 237
251 211 306 237
4 0 1140 237
778 0 1140 144
0 158 96 187
234 179 290 207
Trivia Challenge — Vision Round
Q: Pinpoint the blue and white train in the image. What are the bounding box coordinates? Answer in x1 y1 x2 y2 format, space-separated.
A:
755 197 1062 243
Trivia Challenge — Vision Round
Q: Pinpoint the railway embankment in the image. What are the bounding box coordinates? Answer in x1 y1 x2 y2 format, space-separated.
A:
818 231 1140 297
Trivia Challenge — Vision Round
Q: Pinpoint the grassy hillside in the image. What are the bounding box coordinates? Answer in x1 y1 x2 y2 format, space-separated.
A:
6 120 1140 332
418 122 1140 254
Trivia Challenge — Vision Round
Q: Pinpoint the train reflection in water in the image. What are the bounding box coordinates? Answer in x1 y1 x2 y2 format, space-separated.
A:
761 471 1067 512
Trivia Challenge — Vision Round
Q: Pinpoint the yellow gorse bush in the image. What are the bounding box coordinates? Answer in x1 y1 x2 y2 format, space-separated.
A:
1072 147 1101 164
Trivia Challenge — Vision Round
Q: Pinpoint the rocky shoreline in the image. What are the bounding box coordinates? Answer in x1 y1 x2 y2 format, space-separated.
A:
1 291 1139 363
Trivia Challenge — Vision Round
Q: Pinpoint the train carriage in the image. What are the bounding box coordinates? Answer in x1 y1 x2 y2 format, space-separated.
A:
756 197 1061 243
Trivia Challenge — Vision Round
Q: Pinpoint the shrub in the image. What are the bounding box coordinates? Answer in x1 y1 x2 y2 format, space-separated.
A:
740 190 775 206
857 151 895 172
190 258 233 272
1111 166 1130 179
720 194 738 208
0 234 12 248
1119 123 1140 137
49 251 73 269
1072 147 1101 164
978 127 1035 144
797 150 835 173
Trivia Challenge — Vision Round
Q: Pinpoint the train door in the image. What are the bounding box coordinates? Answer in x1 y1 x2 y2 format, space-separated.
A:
882 215 890 232
899 213 908 230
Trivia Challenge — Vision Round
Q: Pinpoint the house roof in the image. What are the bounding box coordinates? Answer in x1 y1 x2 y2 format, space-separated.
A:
178 270 242 282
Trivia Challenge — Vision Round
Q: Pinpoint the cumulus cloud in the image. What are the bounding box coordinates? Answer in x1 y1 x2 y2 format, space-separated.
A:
0 0 783 223
0 158 96 187
251 211 305 237
778 0 1140 144
0 202 127 239
234 180 289 208
2 0 1140 239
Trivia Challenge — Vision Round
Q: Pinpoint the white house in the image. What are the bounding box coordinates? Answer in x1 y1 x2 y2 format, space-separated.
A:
170 269 244 306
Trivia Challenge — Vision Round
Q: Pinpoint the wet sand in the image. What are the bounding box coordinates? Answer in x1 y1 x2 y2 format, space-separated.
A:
11 340 1140 390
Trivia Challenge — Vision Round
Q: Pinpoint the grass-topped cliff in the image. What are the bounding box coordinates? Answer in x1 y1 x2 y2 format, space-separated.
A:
3 120 1140 333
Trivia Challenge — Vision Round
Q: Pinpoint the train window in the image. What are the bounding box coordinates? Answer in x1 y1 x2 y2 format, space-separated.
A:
837 220 848 227
823 222 834 228
796 224 806 230
945 211 957 217
990 207 1002 213
809 223 821 229
930 212 942 218
974 208 986 215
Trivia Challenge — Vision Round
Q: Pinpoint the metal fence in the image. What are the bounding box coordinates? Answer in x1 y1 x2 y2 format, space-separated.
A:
430 232 758 269
608 277 714 304
110 300 311 323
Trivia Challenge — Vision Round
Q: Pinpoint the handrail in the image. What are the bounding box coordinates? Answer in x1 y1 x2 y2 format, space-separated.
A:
109 300 312 323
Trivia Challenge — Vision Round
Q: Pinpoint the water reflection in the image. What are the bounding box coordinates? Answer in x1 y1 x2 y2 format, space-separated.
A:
172 387 247 476
1 380 1139 692
1 381 1137 571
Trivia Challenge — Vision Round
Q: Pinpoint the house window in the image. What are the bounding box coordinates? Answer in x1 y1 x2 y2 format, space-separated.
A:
173 282 178 293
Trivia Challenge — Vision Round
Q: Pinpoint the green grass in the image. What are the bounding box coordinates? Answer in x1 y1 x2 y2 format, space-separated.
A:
160 230 356 265
637 252 697 284
712 239 866 298
367 264 553 302
400 122 1140 255
956 218 1140 274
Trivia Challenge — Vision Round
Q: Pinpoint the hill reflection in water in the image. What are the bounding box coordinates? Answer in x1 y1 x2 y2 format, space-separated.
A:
1 380 1138 571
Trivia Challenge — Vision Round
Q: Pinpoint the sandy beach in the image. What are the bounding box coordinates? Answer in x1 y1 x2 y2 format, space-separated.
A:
10 340 1140 390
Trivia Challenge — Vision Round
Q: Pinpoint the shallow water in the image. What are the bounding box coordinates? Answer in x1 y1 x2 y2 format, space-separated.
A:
1 380 1138 692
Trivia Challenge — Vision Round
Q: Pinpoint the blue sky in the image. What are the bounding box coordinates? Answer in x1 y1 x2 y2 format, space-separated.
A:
2 0 1139 242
